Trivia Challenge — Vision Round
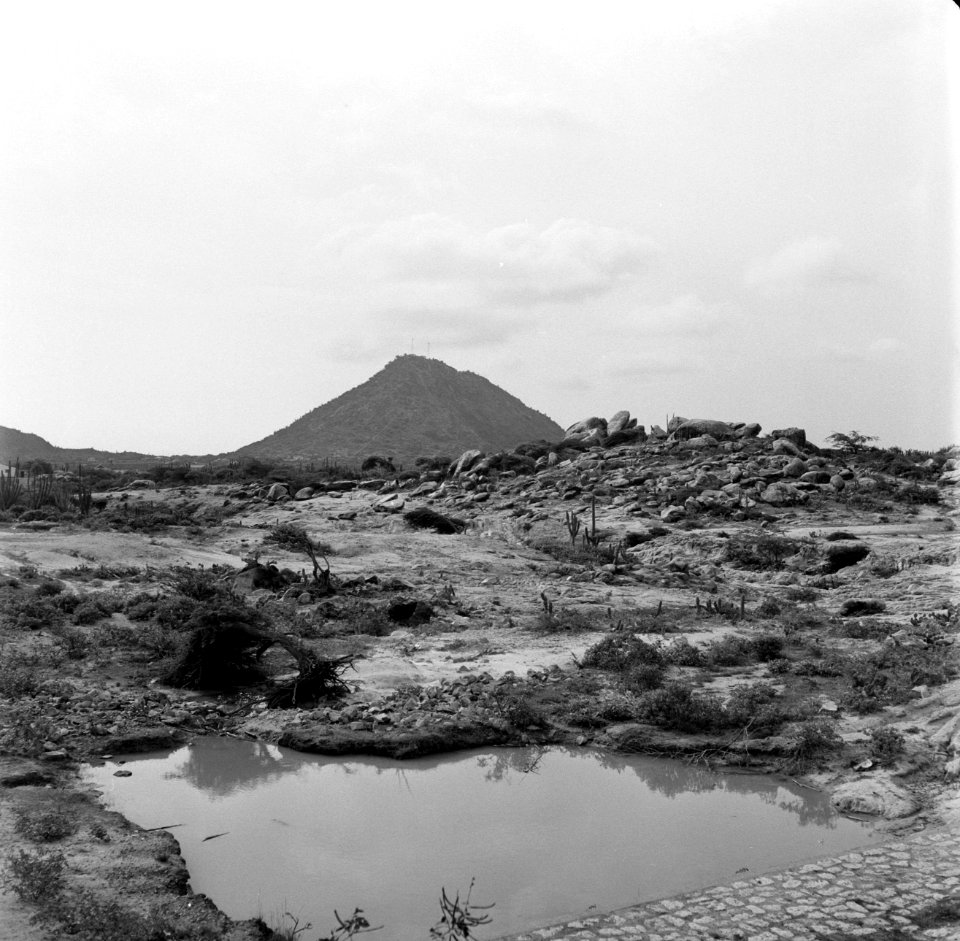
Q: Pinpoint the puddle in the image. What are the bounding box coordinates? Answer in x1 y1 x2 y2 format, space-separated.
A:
84 738 879 939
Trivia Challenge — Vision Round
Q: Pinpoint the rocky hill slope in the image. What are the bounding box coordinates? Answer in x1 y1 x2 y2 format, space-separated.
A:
0 426 162 470
232 355 565 467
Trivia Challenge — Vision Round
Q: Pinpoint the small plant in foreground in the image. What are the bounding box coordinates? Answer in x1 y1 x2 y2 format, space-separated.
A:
1 848 66 902
430 880 494 941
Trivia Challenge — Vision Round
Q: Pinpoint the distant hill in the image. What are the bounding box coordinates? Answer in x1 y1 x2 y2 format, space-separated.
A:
0 426 163 470
233 355 566 466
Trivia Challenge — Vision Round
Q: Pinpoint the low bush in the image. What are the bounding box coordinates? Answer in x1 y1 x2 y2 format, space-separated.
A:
51 625 92 659
839 599 886 617
784 719 843 771
751 634 784 662
868 727 906 765
724 534 802 570
661 636 704 667
621 662 666 694
703 634 754 667
580 634 664 671
536 608 603 634
1 848 66 902
14 806 79 843
725 682 791 736
636 682 727 734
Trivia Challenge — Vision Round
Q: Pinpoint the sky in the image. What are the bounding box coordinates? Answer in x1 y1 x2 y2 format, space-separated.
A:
1 0 957 455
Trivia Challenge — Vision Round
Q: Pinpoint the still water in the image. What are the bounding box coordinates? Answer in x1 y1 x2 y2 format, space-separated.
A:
84 738 878 939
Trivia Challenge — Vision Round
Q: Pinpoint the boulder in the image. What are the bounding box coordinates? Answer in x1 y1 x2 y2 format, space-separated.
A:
666 416 689 434
452 449 484 477
128 479 157 490
783 458 809 478
648 425 668 439
759 482 807 506
772 437 802 456
607 411 635 436
673 419 736 441
660 504 686 523
733 422 762 438
680 434 719 450
831 777 919 819
565 417 608 439
800 471 832 484
771 427 807 448
266 482 289 503
373 494 405 513
293 487 315 500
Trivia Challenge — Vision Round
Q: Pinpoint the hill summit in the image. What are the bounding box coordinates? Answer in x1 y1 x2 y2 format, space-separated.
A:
234 355 565 466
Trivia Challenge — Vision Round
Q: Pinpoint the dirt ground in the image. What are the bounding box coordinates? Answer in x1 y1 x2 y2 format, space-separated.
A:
0 438 957 938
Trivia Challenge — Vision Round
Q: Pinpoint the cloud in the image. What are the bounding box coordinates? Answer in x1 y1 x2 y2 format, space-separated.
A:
328 214 654 305
745 237 872 292
628 294 729 337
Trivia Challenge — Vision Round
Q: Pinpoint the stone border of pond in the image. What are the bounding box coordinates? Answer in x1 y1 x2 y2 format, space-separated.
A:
495 828 960 941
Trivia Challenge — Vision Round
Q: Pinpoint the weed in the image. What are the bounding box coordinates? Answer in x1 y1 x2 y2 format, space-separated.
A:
430 880 494 940
1 848 66 902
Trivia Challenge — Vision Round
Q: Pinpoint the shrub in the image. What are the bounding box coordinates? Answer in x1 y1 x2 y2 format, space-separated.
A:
636 682 726 733
1 848 66 902
536 608 602 634
725 683 789 736
869 727 906 765
48 888 155 941
0 660 42 698
15 806 79 843
661 636 704 667
785 719 843 770
751 634 784 662
839 599 887 617
703 634 754 667
51 625 92 659
622 663 666 694
724 535 801 570
580 634 664 671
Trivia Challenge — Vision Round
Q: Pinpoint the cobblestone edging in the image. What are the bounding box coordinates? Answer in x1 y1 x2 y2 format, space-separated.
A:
497 829 960 940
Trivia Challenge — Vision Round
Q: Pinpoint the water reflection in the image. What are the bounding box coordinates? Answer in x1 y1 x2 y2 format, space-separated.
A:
86 739 874 940
165 739 300 797
474 747 836 827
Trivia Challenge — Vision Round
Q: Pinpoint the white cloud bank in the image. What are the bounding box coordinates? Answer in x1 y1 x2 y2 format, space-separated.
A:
745 236 871 293
329 215 654 306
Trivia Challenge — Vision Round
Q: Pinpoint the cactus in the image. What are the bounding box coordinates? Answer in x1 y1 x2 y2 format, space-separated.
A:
563 510 581 545
75 466 93 517
0 460 22 511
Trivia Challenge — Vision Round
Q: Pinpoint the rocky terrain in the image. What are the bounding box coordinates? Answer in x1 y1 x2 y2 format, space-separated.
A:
0 413 957 939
